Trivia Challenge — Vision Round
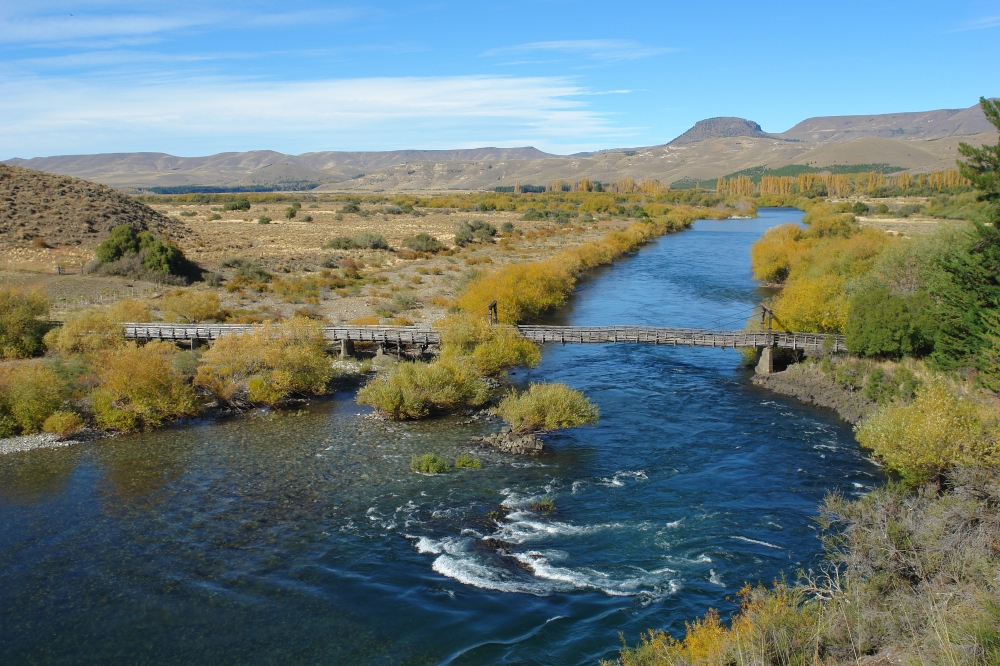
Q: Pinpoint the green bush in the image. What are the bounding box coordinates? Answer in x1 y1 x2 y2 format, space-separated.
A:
285 207 297 219
454 453 482 469
209 213 222 220
852 201 870 215
222 198 251 211
142 239 184 273
402 233 445 252
846 288 936 358
258 216 272 224
322 233 389 250
500 221 515 233
494 382 599 434
529 497 555 512
454 220 497 246
410 454 450 474
338 201 361 214
95 224 140 263
0 286 49 359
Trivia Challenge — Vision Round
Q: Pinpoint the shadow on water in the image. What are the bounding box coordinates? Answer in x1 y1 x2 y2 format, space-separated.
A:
0 210 881 665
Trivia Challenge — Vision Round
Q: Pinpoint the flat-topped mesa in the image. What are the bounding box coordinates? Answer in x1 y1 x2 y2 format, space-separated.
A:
668 117 776 145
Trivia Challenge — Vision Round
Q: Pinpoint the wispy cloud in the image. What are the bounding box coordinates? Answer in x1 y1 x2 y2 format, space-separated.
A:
0 3 360 47
482 39 677 63
949 14 1000 31
0 74 628 157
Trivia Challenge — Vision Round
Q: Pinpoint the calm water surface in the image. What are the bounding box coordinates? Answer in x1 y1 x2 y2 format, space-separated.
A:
0 209 881 664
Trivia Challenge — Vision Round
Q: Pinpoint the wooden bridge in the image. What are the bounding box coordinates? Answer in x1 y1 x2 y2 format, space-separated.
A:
123 323 845 354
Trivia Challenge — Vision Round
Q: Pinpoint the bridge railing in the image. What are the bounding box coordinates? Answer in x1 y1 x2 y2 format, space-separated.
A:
120 322 845 352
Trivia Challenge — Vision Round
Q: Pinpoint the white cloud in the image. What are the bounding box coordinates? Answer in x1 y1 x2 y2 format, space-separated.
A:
0 74 630 157
482 39 677 63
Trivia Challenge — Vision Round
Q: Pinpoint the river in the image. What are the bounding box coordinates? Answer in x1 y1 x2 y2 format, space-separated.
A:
0 208 881 664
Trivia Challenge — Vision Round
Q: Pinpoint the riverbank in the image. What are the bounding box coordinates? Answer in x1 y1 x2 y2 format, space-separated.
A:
752 361 876 424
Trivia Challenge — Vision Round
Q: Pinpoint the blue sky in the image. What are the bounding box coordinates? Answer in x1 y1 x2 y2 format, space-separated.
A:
1 1 997 158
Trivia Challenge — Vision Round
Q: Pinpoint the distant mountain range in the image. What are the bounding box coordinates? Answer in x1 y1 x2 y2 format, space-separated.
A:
4 102 996 192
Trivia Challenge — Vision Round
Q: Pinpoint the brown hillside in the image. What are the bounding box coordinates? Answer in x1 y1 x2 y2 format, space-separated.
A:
0 164 184 252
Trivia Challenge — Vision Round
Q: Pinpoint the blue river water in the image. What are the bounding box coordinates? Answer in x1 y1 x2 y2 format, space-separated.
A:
0 208 881 664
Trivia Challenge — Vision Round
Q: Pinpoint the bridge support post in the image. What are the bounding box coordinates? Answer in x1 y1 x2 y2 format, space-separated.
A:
340 339 354 359
755 346 774 375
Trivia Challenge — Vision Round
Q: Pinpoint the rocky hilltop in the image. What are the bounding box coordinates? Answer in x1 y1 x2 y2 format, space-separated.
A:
0 164 183 251
669 117 776 145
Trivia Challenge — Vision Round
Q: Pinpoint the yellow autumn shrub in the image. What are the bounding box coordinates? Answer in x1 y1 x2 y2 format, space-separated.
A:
0 362 68 436
91 341 198 432
855 378 1000 482
436 315 540 376
356 357 490 419
194 319 333 407
160 289 226 323
494 382 599 434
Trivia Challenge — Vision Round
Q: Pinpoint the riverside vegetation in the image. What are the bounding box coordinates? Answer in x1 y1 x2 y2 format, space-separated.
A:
0 190 730 445
609 98 1000 666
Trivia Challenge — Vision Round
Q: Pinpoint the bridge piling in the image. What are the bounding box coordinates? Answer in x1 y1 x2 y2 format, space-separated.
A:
755 347 774 375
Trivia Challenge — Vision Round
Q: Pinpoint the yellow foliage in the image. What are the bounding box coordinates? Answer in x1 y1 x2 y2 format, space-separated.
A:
42 411 86 437
494 382 599 434
350 316 380 325
356 357 490 419
458 212 707 324
770 274 849 333
436 315 540 376
749 224 804 282
0 362 68 435
91 341 198 432
160 289 225 322
855 378 1000 481
108 298 152 322
43 308 124 355
194 320 333 407
0 286 49 359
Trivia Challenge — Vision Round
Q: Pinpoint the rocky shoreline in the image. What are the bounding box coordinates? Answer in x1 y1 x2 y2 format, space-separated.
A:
752 362 876 424
470 427 545 455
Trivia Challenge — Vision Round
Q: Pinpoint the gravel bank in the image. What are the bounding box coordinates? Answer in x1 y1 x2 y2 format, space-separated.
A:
0 429 104 456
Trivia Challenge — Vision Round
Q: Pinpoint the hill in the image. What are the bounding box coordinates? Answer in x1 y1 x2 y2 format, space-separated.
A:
0 164 185 252
668 117 777 145
3 101 995 192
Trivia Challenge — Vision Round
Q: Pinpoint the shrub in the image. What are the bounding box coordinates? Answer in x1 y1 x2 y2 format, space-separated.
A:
0 286 49 359
209 213 222 220
846 288 936 358
258 216 271 224
354 232 389 249
285 207 297 219
194 320 333 407
852 201 870 214
454 453 482 469
436 316 540 376
402 233 445 253
91 341 198 432
160 290 226 323
500 221 515 233
323 233 389 250
338 201 361 214
142 239 184 274
410 454 450 474
204 272 223 287
43 308 124 355
222 198 251 211
0 363 68 435
454 220 497 246
494 382 599 434
529 497 555 512
855 378 1000 483
95 224 140 263
356 357 490 419
42 411 85 437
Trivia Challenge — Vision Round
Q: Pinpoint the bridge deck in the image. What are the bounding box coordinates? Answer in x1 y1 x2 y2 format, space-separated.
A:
123 323 844 352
